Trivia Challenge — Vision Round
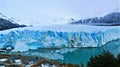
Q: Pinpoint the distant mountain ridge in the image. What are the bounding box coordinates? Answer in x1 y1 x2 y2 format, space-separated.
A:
71 12 120 26
0 12 26 30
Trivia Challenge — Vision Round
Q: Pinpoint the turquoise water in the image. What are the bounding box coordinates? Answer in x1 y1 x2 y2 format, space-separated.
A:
8 39 120 65
57 39 120 65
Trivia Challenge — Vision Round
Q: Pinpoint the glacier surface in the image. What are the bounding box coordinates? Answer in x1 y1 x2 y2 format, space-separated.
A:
0 25 120 51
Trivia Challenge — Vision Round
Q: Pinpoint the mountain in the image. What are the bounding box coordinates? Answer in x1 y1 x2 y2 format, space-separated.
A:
71 12 120 26
0 12 26 30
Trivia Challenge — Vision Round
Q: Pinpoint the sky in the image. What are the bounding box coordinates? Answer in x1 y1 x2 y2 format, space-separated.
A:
0 0 119 26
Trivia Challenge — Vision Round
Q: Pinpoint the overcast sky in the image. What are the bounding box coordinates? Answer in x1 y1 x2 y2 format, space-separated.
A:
0 0 119 25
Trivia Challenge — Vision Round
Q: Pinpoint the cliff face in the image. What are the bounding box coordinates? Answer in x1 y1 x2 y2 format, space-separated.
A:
0 18 26 30
0 25 119 51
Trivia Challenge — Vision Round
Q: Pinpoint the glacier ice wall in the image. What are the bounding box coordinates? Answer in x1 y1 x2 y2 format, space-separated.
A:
0 25 120 51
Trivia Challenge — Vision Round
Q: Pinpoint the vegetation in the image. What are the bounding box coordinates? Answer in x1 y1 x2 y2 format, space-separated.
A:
87 50 120 67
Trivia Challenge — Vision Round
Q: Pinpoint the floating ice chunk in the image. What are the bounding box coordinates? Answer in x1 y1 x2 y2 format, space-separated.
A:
0 58 8 62
15 59 22 64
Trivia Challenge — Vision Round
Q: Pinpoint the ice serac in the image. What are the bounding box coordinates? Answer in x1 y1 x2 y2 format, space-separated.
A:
0 25 120 51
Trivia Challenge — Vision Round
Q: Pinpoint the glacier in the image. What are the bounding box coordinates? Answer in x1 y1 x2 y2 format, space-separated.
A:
0 25 120 51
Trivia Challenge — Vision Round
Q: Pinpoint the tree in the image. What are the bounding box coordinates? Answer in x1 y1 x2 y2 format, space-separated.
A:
87 50 118 67
117 53 120 66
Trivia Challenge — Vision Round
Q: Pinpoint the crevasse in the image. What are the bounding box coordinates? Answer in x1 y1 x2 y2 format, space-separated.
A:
0 25 120 51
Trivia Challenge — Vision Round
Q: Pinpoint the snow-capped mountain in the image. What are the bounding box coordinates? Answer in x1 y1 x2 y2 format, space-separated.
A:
0 12 26 30
71 12 120 26
0 12 11 21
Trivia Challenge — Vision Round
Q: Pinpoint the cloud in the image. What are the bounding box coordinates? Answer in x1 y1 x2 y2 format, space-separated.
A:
0 0 118 25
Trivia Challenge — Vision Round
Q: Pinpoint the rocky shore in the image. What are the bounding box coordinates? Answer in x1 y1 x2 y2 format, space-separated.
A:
0 54 79 67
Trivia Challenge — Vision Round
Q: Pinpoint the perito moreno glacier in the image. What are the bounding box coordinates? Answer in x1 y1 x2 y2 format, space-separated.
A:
0 25 120 51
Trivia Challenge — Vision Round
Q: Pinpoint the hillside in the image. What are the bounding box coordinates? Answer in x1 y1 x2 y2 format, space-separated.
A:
0 18 26 30
71 12 120 26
